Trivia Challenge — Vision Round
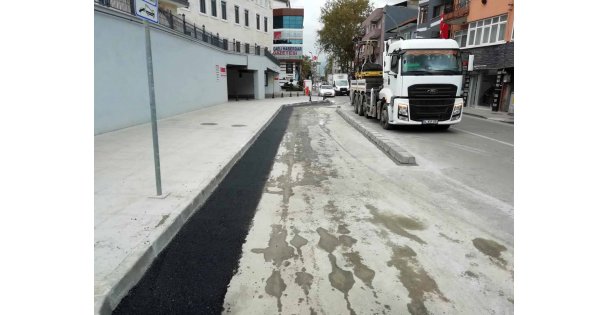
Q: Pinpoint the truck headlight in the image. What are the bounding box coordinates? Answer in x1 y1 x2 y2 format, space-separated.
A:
398 105 409 116
453 104 462 115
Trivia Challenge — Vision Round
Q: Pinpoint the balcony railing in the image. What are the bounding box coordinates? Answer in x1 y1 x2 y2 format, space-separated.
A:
444 0 470 23
94 0 276 61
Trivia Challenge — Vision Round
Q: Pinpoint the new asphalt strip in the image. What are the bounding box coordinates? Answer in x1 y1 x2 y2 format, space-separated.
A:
113 106 294 315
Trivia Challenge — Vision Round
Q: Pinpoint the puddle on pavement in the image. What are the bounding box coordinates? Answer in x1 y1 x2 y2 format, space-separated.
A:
339 235 357 248
231 124 247 127
338 224 351 234
295 268 314 296
366 204 426 245
265 270 287 313
290 234 309 258
200 122 217 125
343 252 375 288
387 245 448 315
317 227 340 253
252 225 295 266
328 253 356 315
463 270 479 278
472 238 507 265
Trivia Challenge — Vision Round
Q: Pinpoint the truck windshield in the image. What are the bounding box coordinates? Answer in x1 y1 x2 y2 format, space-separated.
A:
321 85 332 89
336 80 349 86
401 49 462 75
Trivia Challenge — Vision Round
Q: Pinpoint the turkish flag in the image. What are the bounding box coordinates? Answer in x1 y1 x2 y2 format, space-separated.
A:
274 31 281 40
440 13 450 39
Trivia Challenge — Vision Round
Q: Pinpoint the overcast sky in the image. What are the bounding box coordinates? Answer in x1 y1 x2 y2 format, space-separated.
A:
290 0 404 67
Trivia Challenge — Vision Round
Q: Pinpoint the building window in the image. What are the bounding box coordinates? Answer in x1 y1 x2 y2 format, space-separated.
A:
264 17 268 32
211 0 217 17
452 29 468 48
221 1 227 20
432 4 445 19
467 15 507 48
200 0 206 13
256 14 260 30
419 5 428 24
245 9 249 26
272 16 304 29
234 5 239 24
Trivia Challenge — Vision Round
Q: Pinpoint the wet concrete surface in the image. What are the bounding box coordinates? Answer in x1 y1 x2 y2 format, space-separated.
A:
224 103 513 315
113 100 513 314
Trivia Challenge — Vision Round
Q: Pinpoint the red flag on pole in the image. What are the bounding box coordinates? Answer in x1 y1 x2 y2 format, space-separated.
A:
440 13 450 39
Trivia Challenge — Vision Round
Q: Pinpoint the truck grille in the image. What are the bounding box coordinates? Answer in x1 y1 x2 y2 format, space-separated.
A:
408 84 457 121
408 84 457 98
409 99 455 121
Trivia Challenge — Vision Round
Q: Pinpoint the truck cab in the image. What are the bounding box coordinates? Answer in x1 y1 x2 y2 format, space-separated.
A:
379 39 464 128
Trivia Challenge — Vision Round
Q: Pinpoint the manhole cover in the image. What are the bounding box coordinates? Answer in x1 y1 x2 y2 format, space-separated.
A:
200 123 217 125
231 124 247 127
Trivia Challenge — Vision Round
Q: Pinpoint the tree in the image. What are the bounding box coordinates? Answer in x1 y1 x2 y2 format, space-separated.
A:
317 0 372 74
301 56 312 80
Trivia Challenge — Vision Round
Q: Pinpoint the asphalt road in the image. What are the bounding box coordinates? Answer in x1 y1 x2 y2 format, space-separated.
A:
113 99 514 315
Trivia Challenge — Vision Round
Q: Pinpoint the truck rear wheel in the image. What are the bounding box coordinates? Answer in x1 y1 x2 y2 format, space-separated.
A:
358 95 366 116
381 107 393 130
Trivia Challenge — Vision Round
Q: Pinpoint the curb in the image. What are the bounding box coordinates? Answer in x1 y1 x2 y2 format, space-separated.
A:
97 99 331 315
336 109 416 165
463 111 514 125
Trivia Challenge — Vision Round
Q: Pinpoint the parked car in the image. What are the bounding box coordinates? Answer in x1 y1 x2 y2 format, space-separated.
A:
318 85 335 97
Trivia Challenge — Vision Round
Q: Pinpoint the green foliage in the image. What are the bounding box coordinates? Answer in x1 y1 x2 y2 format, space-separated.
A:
301 56 312 80
318 0 373 73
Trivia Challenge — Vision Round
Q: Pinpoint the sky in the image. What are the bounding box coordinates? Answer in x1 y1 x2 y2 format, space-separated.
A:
290 0 404 69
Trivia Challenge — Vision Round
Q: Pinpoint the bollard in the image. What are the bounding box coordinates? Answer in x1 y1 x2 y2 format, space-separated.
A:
236 95 239 101
290 92 292 97
281 92 283 98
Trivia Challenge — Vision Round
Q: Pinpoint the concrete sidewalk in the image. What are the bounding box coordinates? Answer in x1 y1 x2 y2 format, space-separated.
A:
463 106 514 124
94 95 324 314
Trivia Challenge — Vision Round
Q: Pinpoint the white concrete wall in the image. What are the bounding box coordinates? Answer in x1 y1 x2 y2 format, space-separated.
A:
95 7 279 134
179 0 273 49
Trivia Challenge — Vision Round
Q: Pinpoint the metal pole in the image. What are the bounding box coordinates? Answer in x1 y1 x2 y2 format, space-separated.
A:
143 20 163 196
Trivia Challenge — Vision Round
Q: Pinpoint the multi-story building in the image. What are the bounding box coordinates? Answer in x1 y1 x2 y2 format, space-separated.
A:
272 0 304 88
444 0 514 112
355 5 418 71
178 0 273 49
411 0 448 38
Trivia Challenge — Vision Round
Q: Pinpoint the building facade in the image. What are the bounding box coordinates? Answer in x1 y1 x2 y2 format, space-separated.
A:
413 0 447 38
355 5 418 72
272 1 303 88
444 0 514 112
178 0 273 49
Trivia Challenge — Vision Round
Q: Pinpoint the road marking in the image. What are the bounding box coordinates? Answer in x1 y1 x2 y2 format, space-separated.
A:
452 128 514 147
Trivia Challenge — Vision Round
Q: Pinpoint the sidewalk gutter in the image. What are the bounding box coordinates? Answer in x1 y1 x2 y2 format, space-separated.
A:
463 111 514 125
336 108 416 165
97 99 330 315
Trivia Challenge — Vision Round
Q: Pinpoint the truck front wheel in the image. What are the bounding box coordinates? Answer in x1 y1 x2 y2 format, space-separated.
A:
381 107 393 130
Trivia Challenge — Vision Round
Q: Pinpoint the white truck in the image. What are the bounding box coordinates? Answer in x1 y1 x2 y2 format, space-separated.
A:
350 39 465 130
328 73 350 96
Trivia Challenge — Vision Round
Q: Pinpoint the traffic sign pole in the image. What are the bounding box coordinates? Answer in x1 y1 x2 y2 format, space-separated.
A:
143 19 162 196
